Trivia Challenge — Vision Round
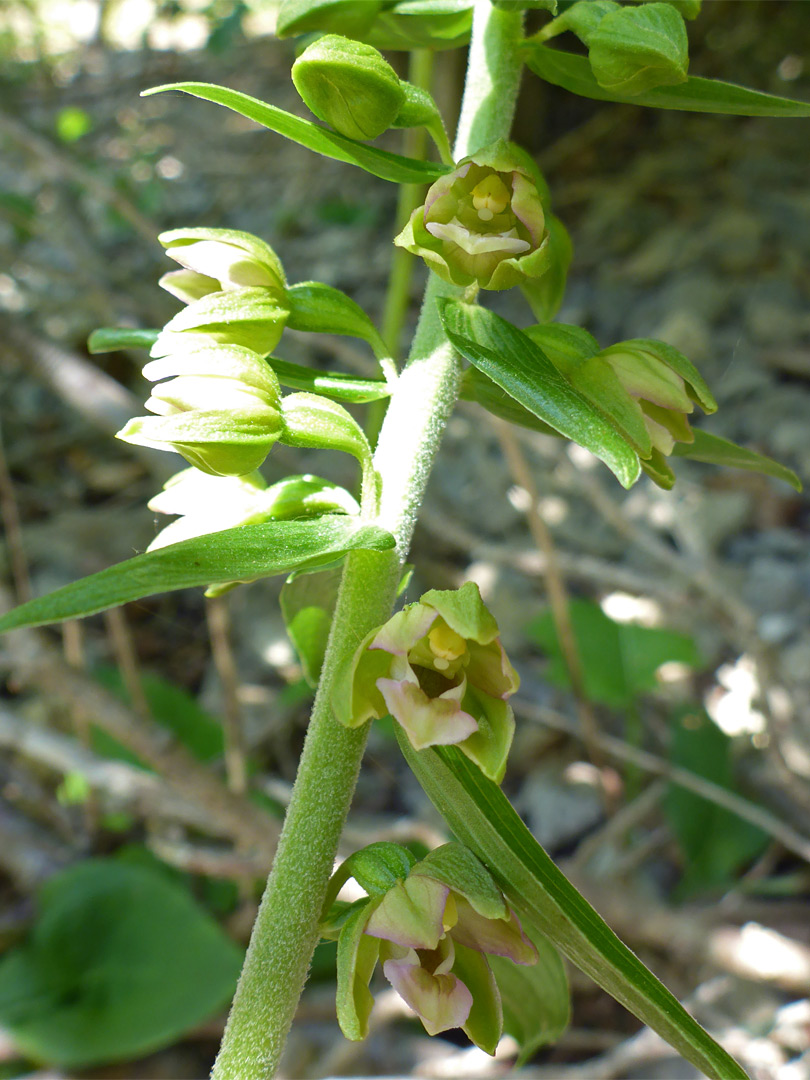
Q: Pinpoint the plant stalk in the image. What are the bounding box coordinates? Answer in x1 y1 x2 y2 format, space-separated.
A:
211 4 524 1078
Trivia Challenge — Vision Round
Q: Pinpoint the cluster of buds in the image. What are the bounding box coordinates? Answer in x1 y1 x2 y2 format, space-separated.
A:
117 229 291 476
395 141 550 291
334 582 518 783
326 842 537 1052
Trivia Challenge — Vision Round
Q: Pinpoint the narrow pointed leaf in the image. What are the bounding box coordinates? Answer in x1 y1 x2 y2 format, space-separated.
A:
88 328 159 353
672 429 801 490
270 358 390 403
286 282 391 359
142 83 451 184
396 732 749 1080
524 44 810 117
439 300 640 487
0 519 395 633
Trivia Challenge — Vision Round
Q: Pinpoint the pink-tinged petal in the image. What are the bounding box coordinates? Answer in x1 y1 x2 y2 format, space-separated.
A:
466 638 520 699
365 876 449 950
370 605 437 657
509 170 546 248
424 162 470 217
451 896 537 965
377 678 478 751
383 955 473 1036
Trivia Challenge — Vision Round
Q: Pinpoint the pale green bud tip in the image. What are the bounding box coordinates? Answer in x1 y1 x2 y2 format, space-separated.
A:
332 583 518 782
158 227 286 294
292 34 404 142
394 140 550 290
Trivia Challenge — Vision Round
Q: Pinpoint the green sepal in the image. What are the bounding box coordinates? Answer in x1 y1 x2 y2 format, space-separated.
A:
456 686 515 786
291 35 404 141
341 843 419 900
332 631 392 728
419 581 499 645
281 393 373 468
567 356 653 457
519 213 572 323
286 282 391 363
412 843 506 921
600 338 717 413
88 327 159 353
639 447 677 489
452 941 503 1055
151 288 289 358
262 474 360 519
393 81 442 130
335 898 381 1041
142 345 282 400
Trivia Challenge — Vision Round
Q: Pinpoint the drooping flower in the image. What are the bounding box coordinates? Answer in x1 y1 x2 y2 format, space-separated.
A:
116 344 284 476
394 140 550 290
327 842 537 1053
157 227 286 305
333 582 518 783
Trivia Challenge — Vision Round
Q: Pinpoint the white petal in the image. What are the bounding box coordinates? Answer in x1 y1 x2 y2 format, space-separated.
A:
425 217 531 256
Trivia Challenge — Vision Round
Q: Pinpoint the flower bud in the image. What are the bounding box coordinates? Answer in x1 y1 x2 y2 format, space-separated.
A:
330 843 536 1052
599 338 716 457
158 227 286 304
333 582 518 783
394 140 550 290
292 35 405 142
117 344 284 476
150 287 290 359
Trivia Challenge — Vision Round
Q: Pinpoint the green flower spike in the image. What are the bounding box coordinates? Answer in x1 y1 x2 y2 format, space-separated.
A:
333 582 519 783
394 140 550 290
328 842 537 1053
158 227 286 305
117 344 284 476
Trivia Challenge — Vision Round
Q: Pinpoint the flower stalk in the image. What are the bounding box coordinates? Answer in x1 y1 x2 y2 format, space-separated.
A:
210 5 525 1079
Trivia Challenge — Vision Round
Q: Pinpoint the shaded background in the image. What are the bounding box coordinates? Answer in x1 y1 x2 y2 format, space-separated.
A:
1 1 810 1077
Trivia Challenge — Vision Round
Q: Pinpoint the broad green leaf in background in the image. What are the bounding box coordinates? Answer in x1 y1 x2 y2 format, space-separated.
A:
523 43 810 116
0 518 395 634
489 921 570 1064
275 0 386 39
672 429 802 491
0 859 242 1068
362 0 474 51
527 598 701 708
438 300 641 488
666 708 769 897
397 734 749 1080
88 327 159 353
92 666 225 765
142 84 451 185
280 566 343 686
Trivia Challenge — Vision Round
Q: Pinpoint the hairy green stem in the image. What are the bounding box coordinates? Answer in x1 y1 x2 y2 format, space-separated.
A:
211 5 524 1078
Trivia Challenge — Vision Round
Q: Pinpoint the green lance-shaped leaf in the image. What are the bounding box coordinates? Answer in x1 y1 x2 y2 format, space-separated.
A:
286 282 391 363
460 367 560 436
269 358 390 404
142 83 451 185
88 327 159 353
489 920 570 1065
438 300 640 488
523 43 810 117
396 734 749 1080
672 429 801 491
0 518 395 634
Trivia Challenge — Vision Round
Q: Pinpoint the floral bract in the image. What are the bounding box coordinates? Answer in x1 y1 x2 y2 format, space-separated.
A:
333 582 518 783
394 139 550 290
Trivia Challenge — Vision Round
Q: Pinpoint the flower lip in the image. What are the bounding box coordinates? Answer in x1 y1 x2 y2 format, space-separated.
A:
425 218 531 257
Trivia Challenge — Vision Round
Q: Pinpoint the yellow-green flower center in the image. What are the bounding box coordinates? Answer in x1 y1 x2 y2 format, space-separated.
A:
471 175 510 221
428 624 467 671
